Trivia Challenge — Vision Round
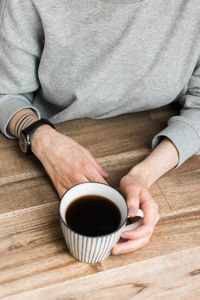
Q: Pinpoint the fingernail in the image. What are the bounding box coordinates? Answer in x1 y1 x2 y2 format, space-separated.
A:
113 249 121 255
103 170 109 177
121 233 129 239
128 207 136 216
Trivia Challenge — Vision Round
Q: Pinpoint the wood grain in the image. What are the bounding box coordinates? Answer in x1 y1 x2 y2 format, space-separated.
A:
157 167 200 210
0 207 199 299
0 105 200 299
2 246 200 300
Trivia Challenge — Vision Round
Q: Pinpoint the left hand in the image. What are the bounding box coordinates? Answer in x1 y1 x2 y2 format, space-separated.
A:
112 173 160 255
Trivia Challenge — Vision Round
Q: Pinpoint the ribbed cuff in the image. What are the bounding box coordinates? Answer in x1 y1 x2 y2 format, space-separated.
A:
0 95 41 139
152 120 200 167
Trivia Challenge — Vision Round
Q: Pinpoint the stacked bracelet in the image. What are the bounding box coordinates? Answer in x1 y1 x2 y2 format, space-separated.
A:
14 112 38 138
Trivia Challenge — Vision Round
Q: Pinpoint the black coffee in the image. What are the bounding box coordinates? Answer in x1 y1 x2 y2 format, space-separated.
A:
65 195 121 236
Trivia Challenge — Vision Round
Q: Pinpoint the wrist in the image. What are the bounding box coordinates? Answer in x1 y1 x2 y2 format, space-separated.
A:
31 125 56 157
129 138 179 188
128 163 152 188
8 108 39 138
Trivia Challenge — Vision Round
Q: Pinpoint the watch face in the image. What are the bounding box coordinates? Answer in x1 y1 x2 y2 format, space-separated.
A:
19 134 28 153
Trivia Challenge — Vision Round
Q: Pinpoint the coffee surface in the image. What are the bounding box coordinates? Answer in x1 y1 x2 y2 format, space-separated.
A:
65 195 121 236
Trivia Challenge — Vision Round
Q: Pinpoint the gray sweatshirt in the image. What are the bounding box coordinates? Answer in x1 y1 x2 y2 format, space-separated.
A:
0 0 200 167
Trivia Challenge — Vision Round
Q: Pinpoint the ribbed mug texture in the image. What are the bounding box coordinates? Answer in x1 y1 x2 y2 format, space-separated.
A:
61 221 123 263
60 182 143 263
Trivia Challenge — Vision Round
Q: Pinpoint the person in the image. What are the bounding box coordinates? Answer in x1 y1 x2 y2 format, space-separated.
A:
0 0 200 256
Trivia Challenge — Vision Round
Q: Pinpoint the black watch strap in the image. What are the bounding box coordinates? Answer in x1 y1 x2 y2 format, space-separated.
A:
22 118 55 136
20 118 55 154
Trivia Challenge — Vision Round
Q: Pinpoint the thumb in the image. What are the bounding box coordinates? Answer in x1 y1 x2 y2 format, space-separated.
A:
122 184 140 217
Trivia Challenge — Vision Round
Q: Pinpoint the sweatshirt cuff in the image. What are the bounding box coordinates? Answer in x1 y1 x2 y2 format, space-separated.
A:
0 96 41 139
152 120 200 167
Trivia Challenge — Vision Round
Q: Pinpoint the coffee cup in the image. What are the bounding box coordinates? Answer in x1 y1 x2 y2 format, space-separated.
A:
60 182 143 263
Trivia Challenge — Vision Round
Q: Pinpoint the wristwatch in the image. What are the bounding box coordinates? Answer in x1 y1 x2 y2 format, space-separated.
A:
19 118 55 154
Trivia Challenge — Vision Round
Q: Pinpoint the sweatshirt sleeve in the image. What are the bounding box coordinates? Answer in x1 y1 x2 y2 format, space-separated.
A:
152 55 200 167
0 0 43 138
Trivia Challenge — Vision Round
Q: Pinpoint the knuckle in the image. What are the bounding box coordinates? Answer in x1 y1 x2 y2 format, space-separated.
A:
120 244 135 254
143 237 150 246
146 226 153 236
126 247 135 253
153 202 159 212
70 170 76 178
81 161 89 172
120 175 126 183
70 170 80 181
120 176 125 181
73 174 81 182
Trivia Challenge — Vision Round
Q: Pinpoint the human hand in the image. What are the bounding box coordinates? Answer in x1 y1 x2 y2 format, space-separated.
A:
112 173 160 255
31 125 108 198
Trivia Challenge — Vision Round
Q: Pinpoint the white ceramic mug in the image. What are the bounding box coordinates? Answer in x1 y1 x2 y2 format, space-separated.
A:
60 182 143 263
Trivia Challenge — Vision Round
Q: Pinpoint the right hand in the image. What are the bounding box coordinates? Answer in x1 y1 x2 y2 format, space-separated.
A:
31 125 108 198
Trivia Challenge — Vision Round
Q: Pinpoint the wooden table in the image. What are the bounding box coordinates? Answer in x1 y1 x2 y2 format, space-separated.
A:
0 105 200 299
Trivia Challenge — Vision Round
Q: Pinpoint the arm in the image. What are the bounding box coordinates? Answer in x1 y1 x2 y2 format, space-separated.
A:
8 108 39 138
129 137 179 189
0 0 42 138
8 108 108 198
2 1 108 197
112 138 178 255
152 55 200 167
112 54 200 255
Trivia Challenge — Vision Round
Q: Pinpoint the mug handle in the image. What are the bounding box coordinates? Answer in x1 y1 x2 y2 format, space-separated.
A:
124 208 144 231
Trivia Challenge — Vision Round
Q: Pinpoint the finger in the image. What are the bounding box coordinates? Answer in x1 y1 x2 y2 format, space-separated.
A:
121 212 160 240
121 192 159 240
121 224 154 240
112 237 149 255
140 190 159 228
82 148 109 178
121 183 140 217
42 163 67 198
78 175 90 183
84 163 108 184
68 174 89 187
58 171 89 193
125 192 158 239
55 181 67 199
